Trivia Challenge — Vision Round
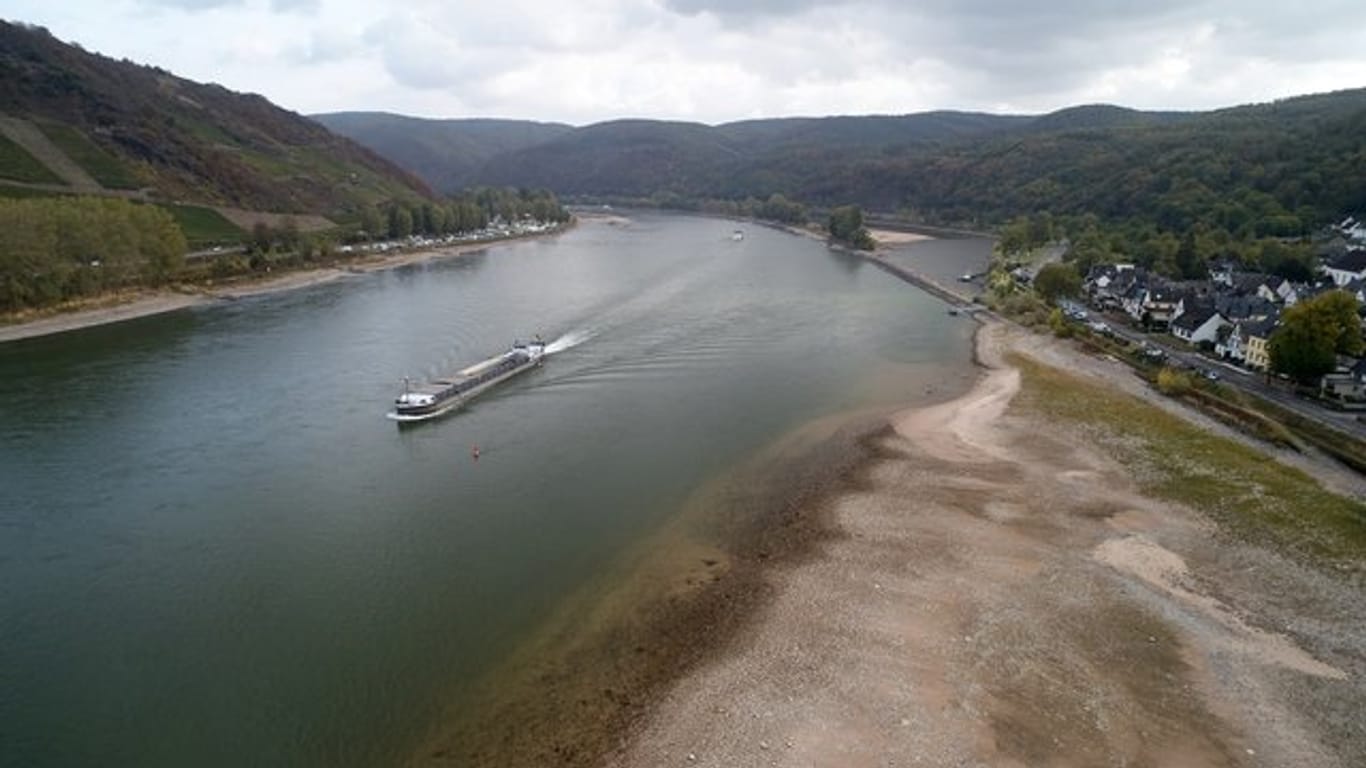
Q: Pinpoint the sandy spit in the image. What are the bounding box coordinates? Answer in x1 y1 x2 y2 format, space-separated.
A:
605 320 1366 768
869 228 934 246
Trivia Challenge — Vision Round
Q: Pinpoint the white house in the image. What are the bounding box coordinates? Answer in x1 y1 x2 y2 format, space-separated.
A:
1171 305 1229 345
1322 249 1366 287
1337 217 1366 244
1320 357 1366 401
1216 324 1243 362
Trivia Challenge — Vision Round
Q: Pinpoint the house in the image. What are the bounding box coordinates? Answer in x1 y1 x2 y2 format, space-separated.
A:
1271 278 1307 306
1341 277 1366 305
1322 249 1366 287
1336 216 1366 244
1228 272 1276 301
1215 324 1243 362
1319 356 1366 401
1214 293 1276 322
1242 316 1279 372
1208 258 1239 288
1170 304 1229 346
1137 283 1180 329
1086 264 1138 309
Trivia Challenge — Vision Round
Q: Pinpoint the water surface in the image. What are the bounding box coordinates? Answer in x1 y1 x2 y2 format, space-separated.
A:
0 214 980 767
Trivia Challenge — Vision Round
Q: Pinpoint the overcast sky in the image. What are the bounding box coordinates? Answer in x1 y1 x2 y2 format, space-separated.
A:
9 0 1366 125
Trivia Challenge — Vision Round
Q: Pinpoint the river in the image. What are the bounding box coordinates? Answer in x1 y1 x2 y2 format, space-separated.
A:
0 213 983 767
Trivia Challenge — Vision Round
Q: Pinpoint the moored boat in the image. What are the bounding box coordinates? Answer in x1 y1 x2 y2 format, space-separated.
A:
391 337 546 421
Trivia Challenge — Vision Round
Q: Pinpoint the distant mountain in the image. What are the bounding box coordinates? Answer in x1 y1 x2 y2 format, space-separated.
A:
311 112 570 193
434 90 1364 228
460 112 1036 199
1019 103 1189 133
0 20 431 215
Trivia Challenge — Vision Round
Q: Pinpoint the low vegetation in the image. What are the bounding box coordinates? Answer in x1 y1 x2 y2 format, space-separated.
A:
1013 355 1366 565
161 204 245 248
35 120 145 189
0 133 62 184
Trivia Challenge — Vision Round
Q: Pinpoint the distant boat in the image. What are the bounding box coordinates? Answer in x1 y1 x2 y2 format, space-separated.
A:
390 337 546 422
731 230 744 241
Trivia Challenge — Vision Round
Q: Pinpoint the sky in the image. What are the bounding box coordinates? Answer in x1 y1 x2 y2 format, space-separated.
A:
8 0 1366 125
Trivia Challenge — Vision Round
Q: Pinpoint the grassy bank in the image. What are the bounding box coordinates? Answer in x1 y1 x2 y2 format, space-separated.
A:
1012 354 1366 567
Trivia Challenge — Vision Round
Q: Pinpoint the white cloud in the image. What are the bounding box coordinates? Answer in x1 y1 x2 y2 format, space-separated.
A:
5 0 1366 123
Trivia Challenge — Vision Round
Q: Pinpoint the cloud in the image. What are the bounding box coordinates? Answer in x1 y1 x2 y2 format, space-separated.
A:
8 0 1366 123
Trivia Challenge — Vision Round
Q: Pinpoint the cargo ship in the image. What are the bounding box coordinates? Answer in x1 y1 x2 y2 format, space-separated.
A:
390 337 546 421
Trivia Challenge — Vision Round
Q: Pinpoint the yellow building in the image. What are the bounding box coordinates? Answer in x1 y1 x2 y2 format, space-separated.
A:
1242 318 1277 371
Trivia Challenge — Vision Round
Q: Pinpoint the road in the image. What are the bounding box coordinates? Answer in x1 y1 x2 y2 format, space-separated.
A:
1088 311 1366 442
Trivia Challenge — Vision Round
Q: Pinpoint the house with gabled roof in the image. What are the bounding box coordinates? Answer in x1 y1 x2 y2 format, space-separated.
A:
1171 303 1229 346
1323 249 1366 287
1215 324 1241 362
1337 216 1366 243
1341 277 1366 305
1139 283 1180 329
1215 293 1276 322
1228 272 1277 302
1085 263 1136 309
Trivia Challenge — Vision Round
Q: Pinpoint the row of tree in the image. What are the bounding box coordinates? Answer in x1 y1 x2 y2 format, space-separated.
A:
0 197 186 312
349 188 570 243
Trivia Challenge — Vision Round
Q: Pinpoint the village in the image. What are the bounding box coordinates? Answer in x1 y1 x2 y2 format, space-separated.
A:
1070 216 1366 408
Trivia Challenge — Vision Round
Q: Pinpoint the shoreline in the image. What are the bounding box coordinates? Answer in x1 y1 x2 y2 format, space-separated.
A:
605 318 1365 767
0 224 574 344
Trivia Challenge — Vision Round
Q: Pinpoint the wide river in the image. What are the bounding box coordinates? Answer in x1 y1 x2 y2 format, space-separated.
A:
0 214 981 767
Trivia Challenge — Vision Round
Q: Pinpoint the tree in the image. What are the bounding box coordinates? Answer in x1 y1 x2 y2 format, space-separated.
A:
1269 290 1364 384
828 205 874 250
1033 262 1082 305
387 205 413 239
358 206 384 241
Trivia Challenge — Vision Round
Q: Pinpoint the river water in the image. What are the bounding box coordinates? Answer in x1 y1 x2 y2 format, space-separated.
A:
0 214 981 767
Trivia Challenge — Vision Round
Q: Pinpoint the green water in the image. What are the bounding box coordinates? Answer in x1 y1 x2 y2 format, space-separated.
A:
0 214 980 766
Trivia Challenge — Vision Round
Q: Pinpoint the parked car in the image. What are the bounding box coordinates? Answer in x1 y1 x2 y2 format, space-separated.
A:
1088 320 1111 335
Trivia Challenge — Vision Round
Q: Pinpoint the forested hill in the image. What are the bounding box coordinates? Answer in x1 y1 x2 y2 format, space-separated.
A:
348 90 1364 233
312 112 571 194
0 20 431 214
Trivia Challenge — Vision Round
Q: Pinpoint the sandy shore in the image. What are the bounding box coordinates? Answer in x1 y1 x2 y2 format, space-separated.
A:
605 319 1365 768
0 226 573 344
869 227 934 246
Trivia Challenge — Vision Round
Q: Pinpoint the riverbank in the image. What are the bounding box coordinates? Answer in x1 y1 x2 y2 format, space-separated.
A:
604 319 1366 767
0 223 574 344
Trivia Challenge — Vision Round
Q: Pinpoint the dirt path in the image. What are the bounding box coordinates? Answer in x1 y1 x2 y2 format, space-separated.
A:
607 321 1364 768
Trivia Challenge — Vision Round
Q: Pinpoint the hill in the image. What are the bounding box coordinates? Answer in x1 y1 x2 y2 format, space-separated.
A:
0 21 432 216
311 112 570 194
461 111 1034 199
339 91 1362 233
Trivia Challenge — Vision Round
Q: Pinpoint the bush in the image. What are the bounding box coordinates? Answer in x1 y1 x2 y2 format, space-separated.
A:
1156 366 1194 395
1048 307 1074 338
